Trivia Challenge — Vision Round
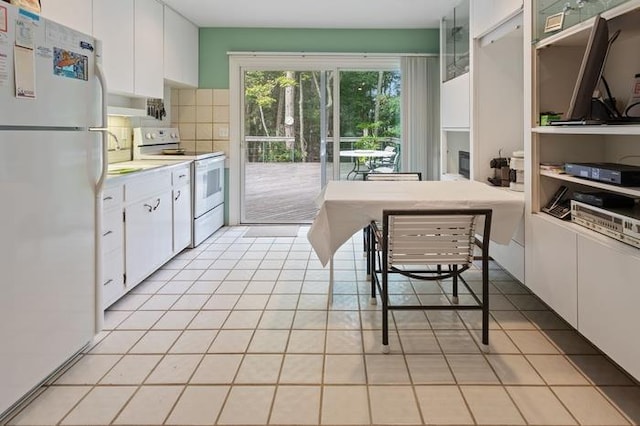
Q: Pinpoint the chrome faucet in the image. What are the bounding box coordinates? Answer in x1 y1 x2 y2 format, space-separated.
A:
89 127 121 151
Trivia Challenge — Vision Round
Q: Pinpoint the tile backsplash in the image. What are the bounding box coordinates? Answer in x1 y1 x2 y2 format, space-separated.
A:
107 87 230 163
172 88 230 155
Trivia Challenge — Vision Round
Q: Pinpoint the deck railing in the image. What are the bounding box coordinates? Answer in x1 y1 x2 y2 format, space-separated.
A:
245 136 401 163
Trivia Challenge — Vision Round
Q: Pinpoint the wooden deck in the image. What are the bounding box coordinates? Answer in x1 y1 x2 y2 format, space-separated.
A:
243 162 355 223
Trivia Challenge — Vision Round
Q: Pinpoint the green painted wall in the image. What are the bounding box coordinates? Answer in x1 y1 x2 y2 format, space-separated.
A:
199 28 439 88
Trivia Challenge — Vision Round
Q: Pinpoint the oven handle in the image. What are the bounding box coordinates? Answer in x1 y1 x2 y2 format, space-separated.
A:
195 156 225 169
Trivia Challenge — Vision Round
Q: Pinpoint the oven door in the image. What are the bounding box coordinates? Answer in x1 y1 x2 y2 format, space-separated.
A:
194 156 225 218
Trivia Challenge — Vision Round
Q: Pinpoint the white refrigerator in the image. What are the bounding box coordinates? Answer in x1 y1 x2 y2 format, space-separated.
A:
0 3 108 417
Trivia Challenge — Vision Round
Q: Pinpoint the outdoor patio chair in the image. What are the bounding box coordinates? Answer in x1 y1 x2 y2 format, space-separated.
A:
370 146 399 173
369 208 493 353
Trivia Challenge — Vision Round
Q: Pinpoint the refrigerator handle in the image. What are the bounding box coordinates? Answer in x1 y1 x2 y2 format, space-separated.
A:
94 46 108 192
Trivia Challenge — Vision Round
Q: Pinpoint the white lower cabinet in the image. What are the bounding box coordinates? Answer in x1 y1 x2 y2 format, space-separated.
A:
525 214 578 327
102 248 124 308
172 165 192 253
101 184 124 309
102 162 193 309
173 183 192 252
490 216 524 283
577 235 640 380
125 190 173 288
527 213 640 380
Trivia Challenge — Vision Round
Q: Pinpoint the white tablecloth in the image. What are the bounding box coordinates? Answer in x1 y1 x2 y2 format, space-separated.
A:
307 180 525 266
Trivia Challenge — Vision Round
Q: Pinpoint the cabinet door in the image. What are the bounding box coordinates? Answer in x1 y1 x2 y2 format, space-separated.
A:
441 73 470 129
164 6 198 87
471 0 494 38
40 0 92 35
182 16 199 87
578 235 640 380
93 0 134 95
525 215 578 327
472 0 522 37
125 191 172 287
163 6 182 84
134 0 164 98
102 248 124 309
102 207 124 309
173 184 192 253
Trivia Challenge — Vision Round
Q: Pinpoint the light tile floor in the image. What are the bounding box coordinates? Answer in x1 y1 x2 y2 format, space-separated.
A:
5 226 640 426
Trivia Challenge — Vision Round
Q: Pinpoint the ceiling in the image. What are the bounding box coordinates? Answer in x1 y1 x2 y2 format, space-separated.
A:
162 0 457 29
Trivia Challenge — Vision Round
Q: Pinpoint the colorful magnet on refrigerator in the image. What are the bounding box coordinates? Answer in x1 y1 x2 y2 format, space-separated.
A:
53 47 88 81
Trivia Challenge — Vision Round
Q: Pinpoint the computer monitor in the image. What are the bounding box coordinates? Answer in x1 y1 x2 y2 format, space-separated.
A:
565 15 610 121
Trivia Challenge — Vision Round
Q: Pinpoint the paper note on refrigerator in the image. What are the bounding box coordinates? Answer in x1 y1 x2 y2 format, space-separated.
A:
0 5 7 33
14 45 35 98
15 17 34 48
0 49 8 87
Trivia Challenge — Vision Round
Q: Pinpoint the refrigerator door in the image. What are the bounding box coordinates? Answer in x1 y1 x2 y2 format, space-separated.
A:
0 130 97 415
0 3 98 127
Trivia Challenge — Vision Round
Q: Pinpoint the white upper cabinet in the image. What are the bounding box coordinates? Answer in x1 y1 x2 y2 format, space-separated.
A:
472 0 523 38
441 73 470 129
134 0 164 98
40 0 93 35
164 6 199 87
93 0 163 98
93 0 135 95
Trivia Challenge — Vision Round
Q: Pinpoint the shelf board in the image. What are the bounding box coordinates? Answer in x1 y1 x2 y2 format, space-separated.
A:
540 170 640 197
533 125 640 135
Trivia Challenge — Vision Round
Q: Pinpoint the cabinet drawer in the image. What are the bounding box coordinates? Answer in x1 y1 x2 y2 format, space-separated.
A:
102 208 123 254
102 248 124 309
102 185 123 209
172 165 191 186
125 170 171 202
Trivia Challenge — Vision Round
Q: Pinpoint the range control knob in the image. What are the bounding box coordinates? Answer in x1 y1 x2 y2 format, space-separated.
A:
150 133 156 139
145 132 152 139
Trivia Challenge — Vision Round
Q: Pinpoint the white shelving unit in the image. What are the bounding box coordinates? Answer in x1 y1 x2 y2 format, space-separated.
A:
440 0 471 180
440 0 526 280
526 0 640 380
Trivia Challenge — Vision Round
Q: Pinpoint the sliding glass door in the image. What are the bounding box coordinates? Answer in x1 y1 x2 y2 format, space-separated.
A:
235 56 401 224
241 70 334 223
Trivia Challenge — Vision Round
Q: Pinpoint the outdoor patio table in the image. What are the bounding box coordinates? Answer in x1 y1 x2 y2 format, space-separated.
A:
339 150 395 180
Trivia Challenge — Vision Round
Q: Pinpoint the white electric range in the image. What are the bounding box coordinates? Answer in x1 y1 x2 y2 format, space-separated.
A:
134 127 225 247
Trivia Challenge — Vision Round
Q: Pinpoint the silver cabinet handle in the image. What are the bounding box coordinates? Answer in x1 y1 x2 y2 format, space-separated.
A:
179 174 187 178
153 198 161 210
174 190 181 201
103 230 112 237
103 279 113 286
103 195 113 201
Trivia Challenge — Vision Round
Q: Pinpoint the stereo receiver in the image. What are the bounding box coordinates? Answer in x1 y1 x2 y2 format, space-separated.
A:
571 200 640 248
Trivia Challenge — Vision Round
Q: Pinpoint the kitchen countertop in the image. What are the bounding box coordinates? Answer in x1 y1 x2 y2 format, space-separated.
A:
105 160 192 183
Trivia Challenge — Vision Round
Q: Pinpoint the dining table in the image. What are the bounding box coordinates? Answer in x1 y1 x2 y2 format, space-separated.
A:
307 180 525 300
339 149 395 180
